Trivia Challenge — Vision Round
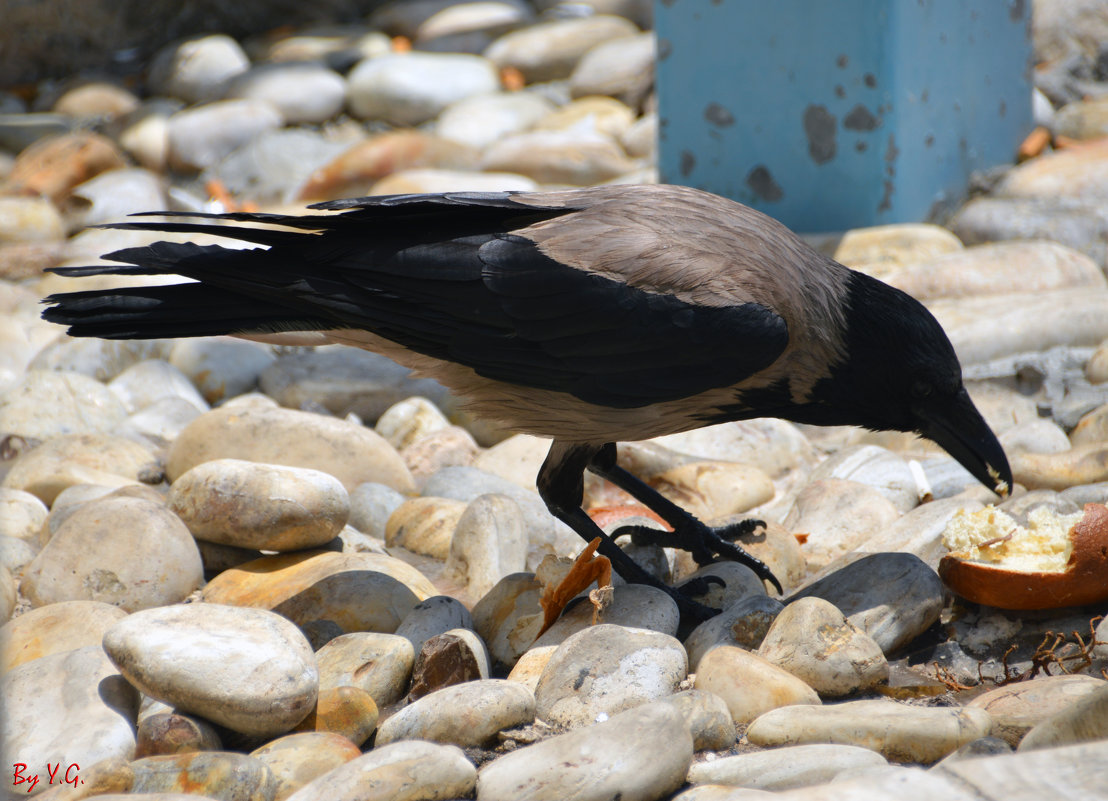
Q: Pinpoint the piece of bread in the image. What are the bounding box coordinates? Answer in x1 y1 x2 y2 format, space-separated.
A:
938 503 1108 609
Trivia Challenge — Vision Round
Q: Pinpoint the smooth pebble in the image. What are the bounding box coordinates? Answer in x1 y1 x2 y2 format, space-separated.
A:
792 552 944 655
284 740 475 801
21 495 203 611
687 744 889 791
694 645 821 725
250 732 361 801
103 602 318 738
1 645 139 788
202 550 435 633
477 702 692 801
315 631 415 708
168 459 350 551
377 678 535 747
746 699 993 764
535 623 687 728
757 597 889 698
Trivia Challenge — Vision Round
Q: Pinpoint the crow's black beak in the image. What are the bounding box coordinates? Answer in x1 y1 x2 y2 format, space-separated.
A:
917 388 1012 497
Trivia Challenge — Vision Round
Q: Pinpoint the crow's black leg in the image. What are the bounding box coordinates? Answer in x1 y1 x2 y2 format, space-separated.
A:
538 440 718 622
587 443 783 594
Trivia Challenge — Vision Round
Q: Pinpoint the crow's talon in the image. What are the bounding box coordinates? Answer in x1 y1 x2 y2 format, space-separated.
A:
676 576 726 598
613 519 782 595
667 589 720 623
713 518 766 542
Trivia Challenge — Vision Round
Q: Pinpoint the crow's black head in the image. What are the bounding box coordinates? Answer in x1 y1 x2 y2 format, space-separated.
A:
814 271 1012 496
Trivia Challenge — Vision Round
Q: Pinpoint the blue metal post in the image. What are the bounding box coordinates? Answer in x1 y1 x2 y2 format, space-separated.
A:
655 0 1033 232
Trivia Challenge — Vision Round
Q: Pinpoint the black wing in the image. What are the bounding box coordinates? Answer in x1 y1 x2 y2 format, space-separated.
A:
44 192 790 409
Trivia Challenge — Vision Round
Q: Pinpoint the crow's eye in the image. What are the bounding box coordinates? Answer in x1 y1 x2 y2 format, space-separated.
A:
911 381 933 400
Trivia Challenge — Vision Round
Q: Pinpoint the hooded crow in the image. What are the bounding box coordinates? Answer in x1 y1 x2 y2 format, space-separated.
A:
42 184 1012 618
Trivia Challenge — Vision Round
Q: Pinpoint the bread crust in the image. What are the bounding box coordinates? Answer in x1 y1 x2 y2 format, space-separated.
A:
938 503 1108 609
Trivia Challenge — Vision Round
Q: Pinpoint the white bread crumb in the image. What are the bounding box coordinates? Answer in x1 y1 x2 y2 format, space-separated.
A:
941 506 1083 573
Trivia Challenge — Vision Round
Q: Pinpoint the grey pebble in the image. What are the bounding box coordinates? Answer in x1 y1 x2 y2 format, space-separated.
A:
1018 684 1108 751
285 739 475 801
783 479 901 571
395 595 475 655
375 395 451 450
347 52 500 126
484 14 639 83
535 623 686 728
0 369 128 441
480 129 637 186
226 63 346 124
685 595 784 670
201 128 350 205
679 561 766 611
472 572 544 670
746 699 993 764
117 395 202 446
659 689 736 752
249 731 361 801
792 552 943 655
259 347 452 423
168 337 276 405
569 31 656 107
149 34 251 104
69 167 167 229
477 701 692 801
167 98 283 172
687 744 888 792
129 751 277 799
422 466 580 564
165 401 415 494
348 482 407 539
436 91 555 150
0 535 36 574
443 493 529 600
533 583 679 648
376 678 535 747
0 487 47 542
27 338 170 384
694 645 821 726
808 444 921 513
135 712 222 756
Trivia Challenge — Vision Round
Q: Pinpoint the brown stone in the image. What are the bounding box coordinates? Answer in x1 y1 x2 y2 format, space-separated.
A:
5 132 127 203
296 131 476 201
202 550 436 633
293 686 379 747
408 632 484 701
135 712 222 757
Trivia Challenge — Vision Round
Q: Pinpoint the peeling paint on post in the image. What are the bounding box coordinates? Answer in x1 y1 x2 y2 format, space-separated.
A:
656 0 1032 232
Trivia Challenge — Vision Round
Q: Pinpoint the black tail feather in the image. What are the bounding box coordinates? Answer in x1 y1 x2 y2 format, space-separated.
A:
42 282 331 340
39 192 577 343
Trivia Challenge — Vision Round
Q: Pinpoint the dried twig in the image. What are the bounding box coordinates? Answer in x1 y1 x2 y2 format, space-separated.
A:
932 662 975 691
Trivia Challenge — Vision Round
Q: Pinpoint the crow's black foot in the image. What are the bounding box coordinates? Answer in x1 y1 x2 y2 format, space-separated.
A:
663 585 720 624
613 517 783 595
674 575 726 598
